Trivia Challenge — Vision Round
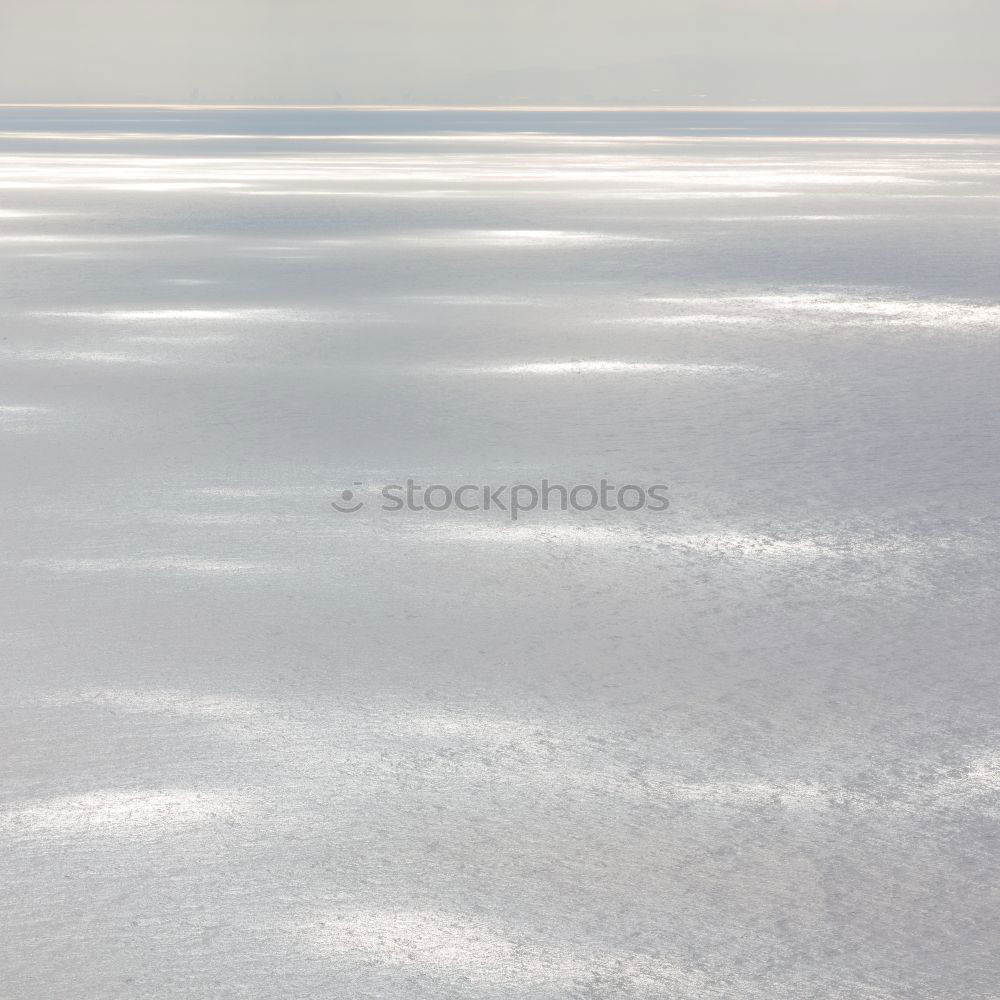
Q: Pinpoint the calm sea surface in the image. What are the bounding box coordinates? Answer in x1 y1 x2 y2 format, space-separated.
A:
2 107 999 998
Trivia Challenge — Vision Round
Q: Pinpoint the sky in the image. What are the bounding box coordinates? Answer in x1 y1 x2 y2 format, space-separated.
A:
0 0 998 106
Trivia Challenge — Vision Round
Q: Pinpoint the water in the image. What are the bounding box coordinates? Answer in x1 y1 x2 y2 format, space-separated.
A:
2 107 999 998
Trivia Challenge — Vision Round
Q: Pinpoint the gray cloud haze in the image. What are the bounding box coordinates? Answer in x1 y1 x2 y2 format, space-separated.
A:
1 0 998 106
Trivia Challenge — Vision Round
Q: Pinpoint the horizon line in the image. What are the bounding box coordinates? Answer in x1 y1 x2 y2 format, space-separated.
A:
2 102 1000 113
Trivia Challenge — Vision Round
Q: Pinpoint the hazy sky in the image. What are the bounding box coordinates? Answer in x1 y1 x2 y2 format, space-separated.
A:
1 0 998 106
